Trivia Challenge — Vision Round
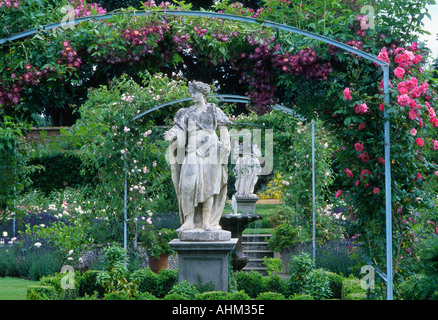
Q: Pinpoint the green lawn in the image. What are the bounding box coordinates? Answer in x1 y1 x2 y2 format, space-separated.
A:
0 277 39 300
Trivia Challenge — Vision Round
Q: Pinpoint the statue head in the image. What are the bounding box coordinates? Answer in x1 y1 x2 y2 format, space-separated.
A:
188 81 210 98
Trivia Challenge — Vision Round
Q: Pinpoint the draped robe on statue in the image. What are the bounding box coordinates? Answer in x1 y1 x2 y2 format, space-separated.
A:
167 103 231 230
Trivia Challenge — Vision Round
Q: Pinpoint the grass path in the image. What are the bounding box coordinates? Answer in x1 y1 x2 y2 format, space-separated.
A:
0 277 39 300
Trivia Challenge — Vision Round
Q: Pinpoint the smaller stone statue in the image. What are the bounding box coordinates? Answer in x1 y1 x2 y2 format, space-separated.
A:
232 133 261 198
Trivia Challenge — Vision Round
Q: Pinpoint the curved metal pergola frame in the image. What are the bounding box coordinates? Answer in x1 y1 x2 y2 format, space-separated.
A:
1 10 393 299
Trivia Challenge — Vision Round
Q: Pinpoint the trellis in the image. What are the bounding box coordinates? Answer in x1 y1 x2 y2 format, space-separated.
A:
1 10 393 299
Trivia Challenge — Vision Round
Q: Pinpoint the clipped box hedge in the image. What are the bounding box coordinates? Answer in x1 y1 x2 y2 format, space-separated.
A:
341 277 367 300
27 285 57 300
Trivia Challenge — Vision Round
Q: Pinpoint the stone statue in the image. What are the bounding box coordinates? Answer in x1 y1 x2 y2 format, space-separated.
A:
164 81 231 232
232 133 261 197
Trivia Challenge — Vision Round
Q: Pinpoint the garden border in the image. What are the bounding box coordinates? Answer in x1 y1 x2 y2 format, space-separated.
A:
1 9 393 299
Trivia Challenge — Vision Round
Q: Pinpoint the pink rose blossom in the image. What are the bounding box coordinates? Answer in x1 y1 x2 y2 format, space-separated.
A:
358 122 365 130
358 152 369 163
355 142 364 152
343 87 352 100
354 103 369 114
335 190 342 198
432 140 438 151
373 187 380 194
379 103 385 112
394 67 405 78
416 138 424 147
410 128 417 136
346 168 353 178
397 94 411 106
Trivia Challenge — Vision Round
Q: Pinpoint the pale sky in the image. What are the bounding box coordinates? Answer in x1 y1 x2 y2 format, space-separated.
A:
420 4 438 61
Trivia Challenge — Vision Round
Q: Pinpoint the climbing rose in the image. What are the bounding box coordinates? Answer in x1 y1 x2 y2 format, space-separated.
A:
354 103 369 114
343 87 352 100
373 187 380 194
410 128 417 136
358 152 369 163
416 138 424 146
432 140 438 151
397 94 411 106
335 190 342 198
358 122 365 130
346 168 353 178
355 142 364 152
394 67 405 78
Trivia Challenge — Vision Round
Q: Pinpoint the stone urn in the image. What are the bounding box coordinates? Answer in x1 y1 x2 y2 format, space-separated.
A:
219 213 263 271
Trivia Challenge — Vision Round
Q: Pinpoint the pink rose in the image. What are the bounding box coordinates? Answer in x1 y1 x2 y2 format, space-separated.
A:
416 138 424 147
355 142 364 152
379 103 385 112
432 140 438 151
354 103 369 114
346 168 353 178
358 122 365 130
373 187 380 194
394 67 405 78
343 87 352 100
397 94 411 106
335 190 342 198
358 152 370 163
410 128 417 136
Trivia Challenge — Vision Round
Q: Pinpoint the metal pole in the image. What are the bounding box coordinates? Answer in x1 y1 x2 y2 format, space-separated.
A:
124 171 127 252
383 65 393 300
123 139 128 257
312 120 316 261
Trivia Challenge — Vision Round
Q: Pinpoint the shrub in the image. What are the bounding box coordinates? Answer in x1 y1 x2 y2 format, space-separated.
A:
287 252 314 295
263 257 283 274
136 291 158 300
163 292 191 300
398 274 438 300
38 272 80 300
103 291 133 300
289 293 314 300
341 276 366 300
264 273 287 296
235 271 266 298
77 270 106 298
195 291 230 300
227 290 251 300
156 269 178 297
131 267 159 295
325 271 344 299
268 223 299 253
166 280 199 300
301 268 332 300
26 285 57 300
256 292 286 300
0 247 18 277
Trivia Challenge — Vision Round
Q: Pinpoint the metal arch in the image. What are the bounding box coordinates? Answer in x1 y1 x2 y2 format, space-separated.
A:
1 9 392 299
0 10 388 67
129 94 306 124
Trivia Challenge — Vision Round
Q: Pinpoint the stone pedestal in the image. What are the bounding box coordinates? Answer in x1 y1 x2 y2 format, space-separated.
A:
169 238 237 292
235 196 259 214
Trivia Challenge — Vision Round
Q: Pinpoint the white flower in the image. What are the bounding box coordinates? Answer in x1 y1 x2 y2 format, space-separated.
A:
68 257 73 261
40 224 46 228
124 126 130 132
34 242 42 248
68 250 74 255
